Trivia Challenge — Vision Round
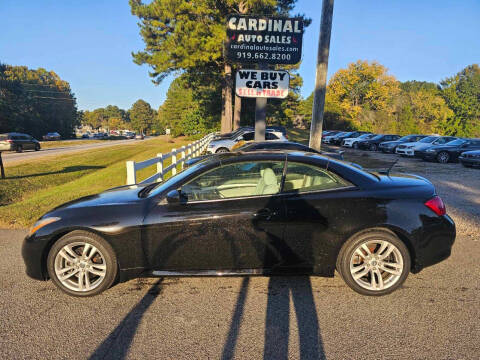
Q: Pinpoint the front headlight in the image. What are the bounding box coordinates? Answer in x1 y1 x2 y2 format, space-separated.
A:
426 149 436 153
29 217 61 236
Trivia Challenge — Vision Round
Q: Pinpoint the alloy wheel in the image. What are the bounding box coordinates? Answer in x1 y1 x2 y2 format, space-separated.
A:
54 242 107 292
369 144 377 151
349 240 404 291
437 151 450 163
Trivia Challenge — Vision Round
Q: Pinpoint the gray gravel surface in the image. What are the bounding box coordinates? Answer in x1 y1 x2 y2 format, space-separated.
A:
1 149 479 360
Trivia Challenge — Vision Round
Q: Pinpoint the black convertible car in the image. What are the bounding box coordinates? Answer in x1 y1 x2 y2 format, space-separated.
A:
22 151 455 297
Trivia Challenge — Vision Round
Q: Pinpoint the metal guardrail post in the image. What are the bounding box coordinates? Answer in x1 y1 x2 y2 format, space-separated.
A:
180 146 186 170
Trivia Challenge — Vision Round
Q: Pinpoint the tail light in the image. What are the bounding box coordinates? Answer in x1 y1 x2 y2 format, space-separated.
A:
285 133 288 139
6 139 13 143
424 196 446 216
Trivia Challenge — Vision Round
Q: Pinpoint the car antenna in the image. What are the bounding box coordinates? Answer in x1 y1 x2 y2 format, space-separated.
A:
386 159 399 177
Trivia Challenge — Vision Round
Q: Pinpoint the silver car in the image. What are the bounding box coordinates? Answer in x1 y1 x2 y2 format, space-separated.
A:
206 130 287 154
395 136 457 156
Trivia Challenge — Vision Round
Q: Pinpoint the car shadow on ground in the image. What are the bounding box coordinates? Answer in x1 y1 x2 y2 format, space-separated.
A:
5 165 105 179
88 278 163 360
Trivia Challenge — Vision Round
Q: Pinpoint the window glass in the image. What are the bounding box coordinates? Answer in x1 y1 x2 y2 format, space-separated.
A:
242 132 254 141
181 161 284 201
265 132 279 140
283 162 352 193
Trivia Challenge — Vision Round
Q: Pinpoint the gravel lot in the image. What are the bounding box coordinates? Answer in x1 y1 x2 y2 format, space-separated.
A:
1 149 479 360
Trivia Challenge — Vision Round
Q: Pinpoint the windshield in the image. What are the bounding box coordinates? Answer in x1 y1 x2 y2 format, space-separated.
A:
371 135 384 140
340 132 354 136
357 134 372 139
446 139 466 146
419 136 437 143
398 135 415 141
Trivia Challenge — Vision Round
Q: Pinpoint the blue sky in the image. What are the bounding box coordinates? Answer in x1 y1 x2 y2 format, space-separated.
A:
1 0 479 111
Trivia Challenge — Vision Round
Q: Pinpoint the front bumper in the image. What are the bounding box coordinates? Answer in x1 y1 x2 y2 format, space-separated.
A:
379 146 396 153
22 234 50 280
459 156 480 166
396 148 414 156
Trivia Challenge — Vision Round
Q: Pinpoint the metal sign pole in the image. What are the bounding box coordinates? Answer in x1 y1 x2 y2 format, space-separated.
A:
255 63 268 142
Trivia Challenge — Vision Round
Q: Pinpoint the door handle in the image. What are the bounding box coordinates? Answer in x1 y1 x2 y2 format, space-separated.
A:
253 208 277 220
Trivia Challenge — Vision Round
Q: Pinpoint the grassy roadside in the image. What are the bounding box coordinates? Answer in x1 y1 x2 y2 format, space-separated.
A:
39 139 105 149
0 136 190 228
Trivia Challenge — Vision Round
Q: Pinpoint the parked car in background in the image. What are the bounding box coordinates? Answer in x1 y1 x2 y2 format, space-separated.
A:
22 151 456 297
81 133 90 139
378 135 426 154
342 133 376 148
395 136 457 157
92 133 108 139
323 132 347 144
236 141 344 160
0 132 41 152
43 132 61 141
459 150 480 168
322 130 341 140
331 131 370 146
125 132 136 139
417 138 480 163
213 127 253 140
206 130 287 154
135 134 145 140
357 134 400 151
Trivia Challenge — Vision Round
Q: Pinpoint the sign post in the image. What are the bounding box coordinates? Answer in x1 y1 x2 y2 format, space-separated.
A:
0 152 5 179
226 14 304 141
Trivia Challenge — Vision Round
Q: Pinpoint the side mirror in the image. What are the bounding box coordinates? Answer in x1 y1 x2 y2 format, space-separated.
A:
236 136 243 142
166 189 186 204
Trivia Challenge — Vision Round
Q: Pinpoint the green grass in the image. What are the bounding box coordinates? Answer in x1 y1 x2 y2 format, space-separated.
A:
0 136 190 228
287 128 310 144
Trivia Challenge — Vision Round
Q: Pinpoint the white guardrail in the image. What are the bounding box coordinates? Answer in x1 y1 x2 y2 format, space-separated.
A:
125 133 215 185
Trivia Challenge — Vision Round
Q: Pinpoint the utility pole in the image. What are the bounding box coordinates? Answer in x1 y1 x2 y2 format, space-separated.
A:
255 63 268 142
309 0 334 151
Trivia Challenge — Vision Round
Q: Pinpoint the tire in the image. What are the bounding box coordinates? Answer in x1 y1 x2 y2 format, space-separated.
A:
16 145 23 153
353 142 359 149
216 147 229 153
369 144 377 151
47 230 118 297
336 229 411 296
35 144 40 151
436 151 450 164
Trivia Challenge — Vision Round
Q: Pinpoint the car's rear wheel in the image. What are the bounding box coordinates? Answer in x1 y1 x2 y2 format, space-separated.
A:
436 151 450 163
35 144 40 151
47 231 117 297
216 147 229 153
369 144 377 151
16 145 23 153
337 229 410 296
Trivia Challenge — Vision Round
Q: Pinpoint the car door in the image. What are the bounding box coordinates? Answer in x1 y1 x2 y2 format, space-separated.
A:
280 161 358 275
143 159 287 272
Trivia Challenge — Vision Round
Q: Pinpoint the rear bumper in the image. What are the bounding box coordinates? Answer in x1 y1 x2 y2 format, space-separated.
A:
0 144 14 151
412 214 456 273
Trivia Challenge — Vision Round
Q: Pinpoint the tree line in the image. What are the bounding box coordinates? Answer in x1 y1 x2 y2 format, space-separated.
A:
298 61 480 137
0 64 79 139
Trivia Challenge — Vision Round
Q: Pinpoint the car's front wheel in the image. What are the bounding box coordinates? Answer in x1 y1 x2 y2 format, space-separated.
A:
436 151 450 163
369 144 377 151
47 230 117 297
337 229 410 296
353 142 359 149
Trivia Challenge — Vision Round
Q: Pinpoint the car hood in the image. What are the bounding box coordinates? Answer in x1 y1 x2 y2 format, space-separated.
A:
209 139 234 146
47 184 146 214
380 140 402 146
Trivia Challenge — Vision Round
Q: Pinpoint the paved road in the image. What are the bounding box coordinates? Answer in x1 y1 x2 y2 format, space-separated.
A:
1 138 153 165
1 151 479 359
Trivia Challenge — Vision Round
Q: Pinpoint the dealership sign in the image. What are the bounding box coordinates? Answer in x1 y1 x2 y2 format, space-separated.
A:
235 69 289 98
226 15 304 65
